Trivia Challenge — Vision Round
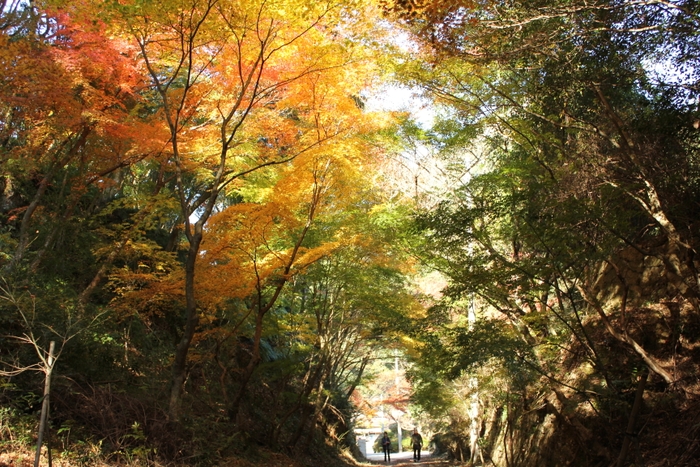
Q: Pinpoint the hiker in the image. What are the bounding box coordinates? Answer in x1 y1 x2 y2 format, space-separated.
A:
381 431 391 462
411 428 423 461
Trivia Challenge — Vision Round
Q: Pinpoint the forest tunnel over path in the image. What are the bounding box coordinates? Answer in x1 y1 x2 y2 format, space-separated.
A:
1 0 700 466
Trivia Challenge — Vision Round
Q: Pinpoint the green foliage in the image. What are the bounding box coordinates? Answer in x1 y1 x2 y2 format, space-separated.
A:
0 403 37 451
391 0 700 465
442 320 532 380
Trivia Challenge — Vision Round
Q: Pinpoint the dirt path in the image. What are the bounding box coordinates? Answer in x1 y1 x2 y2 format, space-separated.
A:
360 452 461 467
364 459 456 467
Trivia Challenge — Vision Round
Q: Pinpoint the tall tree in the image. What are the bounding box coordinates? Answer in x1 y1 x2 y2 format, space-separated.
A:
387 0 700 464
97 0 386 419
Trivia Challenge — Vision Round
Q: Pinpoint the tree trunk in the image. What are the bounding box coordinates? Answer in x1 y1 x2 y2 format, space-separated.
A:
228 306 265 424
288 357 330 450
168 231 203 420
10 127 90 270
34 341 55 467
578 285 676 384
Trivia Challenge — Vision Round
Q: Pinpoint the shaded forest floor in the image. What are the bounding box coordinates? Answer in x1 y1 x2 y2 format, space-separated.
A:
186 454 460 467
218 451 461 467
0 450 463 467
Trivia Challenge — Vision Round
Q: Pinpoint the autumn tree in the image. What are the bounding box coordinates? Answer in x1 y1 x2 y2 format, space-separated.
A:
88 0 390 419
0 1 159 278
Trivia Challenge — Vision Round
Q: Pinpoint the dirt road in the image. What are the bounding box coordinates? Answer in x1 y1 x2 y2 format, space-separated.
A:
362 451 458 467
365 459 455 467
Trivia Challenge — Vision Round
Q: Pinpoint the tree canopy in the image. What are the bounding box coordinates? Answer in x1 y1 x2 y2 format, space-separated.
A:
2 0 700 466
391 0 700 465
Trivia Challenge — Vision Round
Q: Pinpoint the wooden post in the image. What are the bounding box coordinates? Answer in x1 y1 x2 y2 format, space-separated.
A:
34 340 55 467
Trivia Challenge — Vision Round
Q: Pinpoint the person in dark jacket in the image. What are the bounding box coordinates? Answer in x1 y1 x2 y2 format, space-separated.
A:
381 431 391 462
